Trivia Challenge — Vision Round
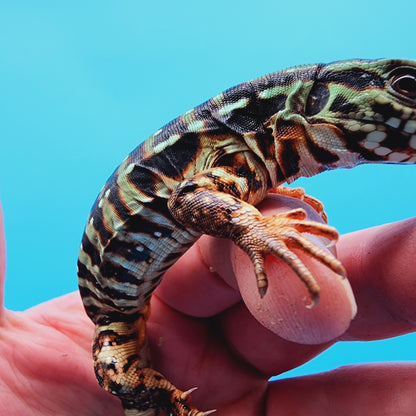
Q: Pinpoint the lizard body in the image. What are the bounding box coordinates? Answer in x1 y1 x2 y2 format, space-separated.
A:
78 59 416 415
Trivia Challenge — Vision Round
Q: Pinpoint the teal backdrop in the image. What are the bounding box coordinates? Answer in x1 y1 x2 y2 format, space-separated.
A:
1 0 415 380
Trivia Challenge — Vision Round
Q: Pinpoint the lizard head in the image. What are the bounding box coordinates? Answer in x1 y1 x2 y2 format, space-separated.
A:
304 59 416 166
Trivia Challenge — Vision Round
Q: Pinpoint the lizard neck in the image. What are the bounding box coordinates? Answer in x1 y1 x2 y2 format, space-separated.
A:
243 80 362 188
270 113 362 185
264 80 362 185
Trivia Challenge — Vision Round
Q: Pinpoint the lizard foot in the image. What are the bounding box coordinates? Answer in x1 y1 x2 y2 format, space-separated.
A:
234 207 346 305
118 368 216 416
93 320 215 416
269 185 328 223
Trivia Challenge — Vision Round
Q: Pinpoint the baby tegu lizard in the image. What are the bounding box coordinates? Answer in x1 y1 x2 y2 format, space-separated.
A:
78 59 416 415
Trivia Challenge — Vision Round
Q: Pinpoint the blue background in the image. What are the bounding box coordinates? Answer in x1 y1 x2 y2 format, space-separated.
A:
1 1 415 379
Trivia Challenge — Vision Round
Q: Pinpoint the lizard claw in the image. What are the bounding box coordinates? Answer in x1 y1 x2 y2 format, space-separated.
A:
180 387 217 416
198 410 217 416
180 387 198 401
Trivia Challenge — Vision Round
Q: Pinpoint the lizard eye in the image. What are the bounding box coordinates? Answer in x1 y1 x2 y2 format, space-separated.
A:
390 73 416 99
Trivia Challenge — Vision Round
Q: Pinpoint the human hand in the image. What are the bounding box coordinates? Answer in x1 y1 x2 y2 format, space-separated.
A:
1 195 415 415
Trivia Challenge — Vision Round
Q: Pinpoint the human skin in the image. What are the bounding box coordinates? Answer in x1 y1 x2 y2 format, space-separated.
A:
0 195 415 416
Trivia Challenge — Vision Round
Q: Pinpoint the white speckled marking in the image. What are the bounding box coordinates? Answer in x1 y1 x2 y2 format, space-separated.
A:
404 120 416 134
374 146 391 156
125 163 135 174
348 121 361 132
362 140 379 150
360 123 376 133
187 120 205 132
366 130 387 143
375 94 390 105
388 152 408 162
218 98 249 116
259 87 283 99
385 117 401 129
153 134 181 154
410 135 416 150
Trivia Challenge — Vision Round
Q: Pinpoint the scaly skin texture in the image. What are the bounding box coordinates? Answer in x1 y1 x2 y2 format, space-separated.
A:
78 59 416 415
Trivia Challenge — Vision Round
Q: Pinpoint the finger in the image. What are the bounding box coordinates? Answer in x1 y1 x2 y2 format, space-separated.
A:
147 295 266 412
219 301 332 376
0 291 123 415
156 236 241 317
233 195 357 345
267 362 416 415
218 196 353 376
337 217 416 340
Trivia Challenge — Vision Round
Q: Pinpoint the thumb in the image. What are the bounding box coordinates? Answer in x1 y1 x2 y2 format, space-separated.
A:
233 194 356 345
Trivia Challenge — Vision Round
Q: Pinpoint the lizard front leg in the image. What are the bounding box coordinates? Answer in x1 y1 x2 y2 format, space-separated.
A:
168 169 346 305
